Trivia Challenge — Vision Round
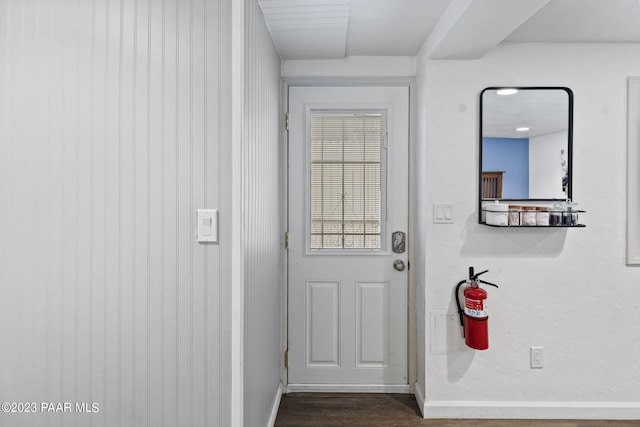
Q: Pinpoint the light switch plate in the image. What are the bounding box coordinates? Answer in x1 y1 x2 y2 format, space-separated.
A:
433 203 454 224
197 209 219 243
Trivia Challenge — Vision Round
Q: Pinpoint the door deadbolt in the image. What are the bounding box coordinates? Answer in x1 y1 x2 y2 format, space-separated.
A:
392 231 406 254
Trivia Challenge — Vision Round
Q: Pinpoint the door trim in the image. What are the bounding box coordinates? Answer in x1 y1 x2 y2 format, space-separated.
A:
280 78 417 394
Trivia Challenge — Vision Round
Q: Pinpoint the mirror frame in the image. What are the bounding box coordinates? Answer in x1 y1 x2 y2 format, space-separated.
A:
478 86 574 222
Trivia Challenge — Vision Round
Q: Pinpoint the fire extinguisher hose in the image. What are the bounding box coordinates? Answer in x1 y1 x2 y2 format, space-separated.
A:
454 279 467 330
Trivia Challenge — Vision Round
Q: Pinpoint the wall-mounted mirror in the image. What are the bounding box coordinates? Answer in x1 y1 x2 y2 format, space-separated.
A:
480 87 573 203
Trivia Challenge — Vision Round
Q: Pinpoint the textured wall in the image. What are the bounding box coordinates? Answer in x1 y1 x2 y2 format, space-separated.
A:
242 0 283 426
529 131 568 199
417 43 640 418
0 0 233 425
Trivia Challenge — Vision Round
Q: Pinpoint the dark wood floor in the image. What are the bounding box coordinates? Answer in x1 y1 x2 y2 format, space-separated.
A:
275 393 640 427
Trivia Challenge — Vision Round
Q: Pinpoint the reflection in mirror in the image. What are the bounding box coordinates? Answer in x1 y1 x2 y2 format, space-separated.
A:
480 87 573 201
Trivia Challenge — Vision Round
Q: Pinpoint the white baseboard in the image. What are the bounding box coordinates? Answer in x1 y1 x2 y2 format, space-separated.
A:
413 385 640 420
423 401 640 419
286 384 411 393
414 381 427 416
267 382 284 427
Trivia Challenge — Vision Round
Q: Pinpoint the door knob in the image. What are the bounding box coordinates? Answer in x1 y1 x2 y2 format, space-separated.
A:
393 260 405 271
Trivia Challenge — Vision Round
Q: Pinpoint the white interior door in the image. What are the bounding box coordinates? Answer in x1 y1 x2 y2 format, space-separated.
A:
287 86 409 390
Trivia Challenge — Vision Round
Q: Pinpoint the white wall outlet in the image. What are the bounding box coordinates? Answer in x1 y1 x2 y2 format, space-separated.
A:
530 346 543 368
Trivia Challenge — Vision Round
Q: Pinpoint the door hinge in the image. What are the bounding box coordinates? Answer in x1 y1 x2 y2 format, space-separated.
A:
284 349 289 369
284 231 289 250
285 112 290 131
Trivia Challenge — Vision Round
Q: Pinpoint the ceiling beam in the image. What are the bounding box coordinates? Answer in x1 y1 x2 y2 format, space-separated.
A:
419 0 551 59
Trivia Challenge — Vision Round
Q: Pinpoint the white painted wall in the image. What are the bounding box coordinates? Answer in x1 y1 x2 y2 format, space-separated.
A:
281 56 416 78
416 43 640 418
242 0 283 426
529 131 567 199
0 0 235 425
414 54 429 408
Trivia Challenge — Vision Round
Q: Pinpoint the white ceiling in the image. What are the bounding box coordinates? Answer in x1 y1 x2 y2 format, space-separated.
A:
257 0 640 60
482 89 570 139
345 0 452 56
506 0 640 43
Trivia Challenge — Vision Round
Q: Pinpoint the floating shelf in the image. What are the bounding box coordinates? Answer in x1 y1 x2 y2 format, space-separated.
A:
480 209 586 228
480 222 586 228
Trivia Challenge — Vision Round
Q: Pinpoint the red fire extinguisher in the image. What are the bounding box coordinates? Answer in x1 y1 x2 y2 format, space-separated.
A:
455 267 499 350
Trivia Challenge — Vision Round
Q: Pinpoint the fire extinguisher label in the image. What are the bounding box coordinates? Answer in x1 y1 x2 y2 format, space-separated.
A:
464 298 487 318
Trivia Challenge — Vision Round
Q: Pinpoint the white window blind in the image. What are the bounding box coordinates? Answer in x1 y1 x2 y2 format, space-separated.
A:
310 112 385 250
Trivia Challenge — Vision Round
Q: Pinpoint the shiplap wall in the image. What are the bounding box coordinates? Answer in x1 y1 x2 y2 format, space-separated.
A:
0 0 233 426
243 0 282 426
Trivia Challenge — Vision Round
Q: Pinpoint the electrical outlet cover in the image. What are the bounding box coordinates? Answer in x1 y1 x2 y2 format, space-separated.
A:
530 346 543 368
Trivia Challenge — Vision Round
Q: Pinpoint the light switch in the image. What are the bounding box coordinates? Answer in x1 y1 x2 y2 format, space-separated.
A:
201 217 212 235
433 203 454 224
197 209 218 243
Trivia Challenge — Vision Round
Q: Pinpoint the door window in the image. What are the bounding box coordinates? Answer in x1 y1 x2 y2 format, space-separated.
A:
309 111 386 250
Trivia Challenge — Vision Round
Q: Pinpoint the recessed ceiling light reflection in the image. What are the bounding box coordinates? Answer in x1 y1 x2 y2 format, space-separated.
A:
496 89 518 96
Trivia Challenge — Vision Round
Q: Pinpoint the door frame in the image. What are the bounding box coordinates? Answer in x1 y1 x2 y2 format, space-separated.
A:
279 78 418 393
